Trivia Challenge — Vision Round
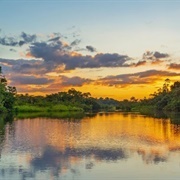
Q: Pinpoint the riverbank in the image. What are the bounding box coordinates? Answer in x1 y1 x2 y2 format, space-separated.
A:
15 104 84 113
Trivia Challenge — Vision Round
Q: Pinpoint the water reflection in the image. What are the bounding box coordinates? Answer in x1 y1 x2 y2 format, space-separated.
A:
30 146 127 177
15 111 86 120
0 112 180 179
140 110 180 124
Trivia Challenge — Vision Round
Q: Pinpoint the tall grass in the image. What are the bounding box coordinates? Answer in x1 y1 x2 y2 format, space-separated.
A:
15 104 83 112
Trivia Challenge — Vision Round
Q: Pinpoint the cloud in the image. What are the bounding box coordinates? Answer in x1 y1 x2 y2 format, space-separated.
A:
29 41 65 60
153 51 169 59
98 70 180 87
133 60 147 67
129 59 164 68
143 51 169 60
0 32 37 47
0 57 93 92
42 76 92 93
150 59 164 65
0 30 178 95
1 57 179 94
86 45 96 52
0 58 48 75
168 63 180 70
59 75 92 86
1 31 132 70
71 39 81 46
20 32 37 44
11 75 54 85
9 48 16 52
135 70 178 78
67 53 130 70
48 36 61 42
28 39 131 70
128 51 170 67
0 36 19 46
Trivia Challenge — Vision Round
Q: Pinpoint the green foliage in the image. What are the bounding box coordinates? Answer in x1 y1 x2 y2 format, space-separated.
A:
15 88 124 112
15 104 83 112
119 80 180 113
15 88 100 112
97 97 119 111
0 67 16 112
2 67 178 114
138 80 180 112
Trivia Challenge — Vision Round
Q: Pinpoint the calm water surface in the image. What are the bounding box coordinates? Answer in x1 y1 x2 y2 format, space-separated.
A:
0 112 180 180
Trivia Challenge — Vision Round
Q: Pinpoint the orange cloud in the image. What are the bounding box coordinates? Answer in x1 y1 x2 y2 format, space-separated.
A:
134 60 147 67
97 70 180 88
69 51 82 57
168 63 180 70
151 59 164 65
25 52 34 58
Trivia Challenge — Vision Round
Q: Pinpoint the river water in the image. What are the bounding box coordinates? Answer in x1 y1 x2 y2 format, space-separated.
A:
0 112 180 180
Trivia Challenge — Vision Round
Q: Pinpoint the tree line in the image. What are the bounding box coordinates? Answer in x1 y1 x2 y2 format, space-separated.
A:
0 66 179 113
116 79 180 112
139 79 180 112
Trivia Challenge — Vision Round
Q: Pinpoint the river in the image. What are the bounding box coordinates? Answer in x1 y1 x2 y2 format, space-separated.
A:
0 112 180 180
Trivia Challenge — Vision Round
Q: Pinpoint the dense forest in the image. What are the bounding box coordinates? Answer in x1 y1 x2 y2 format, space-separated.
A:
0 66 180 113
117 79 180 112
15 89 122 112
14 79 180 113
137 79 180 112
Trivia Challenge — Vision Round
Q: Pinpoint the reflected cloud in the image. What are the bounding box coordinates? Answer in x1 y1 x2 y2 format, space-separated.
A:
0 113 180 179
137 149 167 164
31 146 68 176
30 145 128 177
0 166 35 180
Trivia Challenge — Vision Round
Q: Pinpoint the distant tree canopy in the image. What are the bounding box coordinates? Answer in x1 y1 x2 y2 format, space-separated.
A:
16 88 101 111
14 79 180 113
1 67 179 113
15 88 124 112
0 66 16 112
116 79 180 112
140 79 180 112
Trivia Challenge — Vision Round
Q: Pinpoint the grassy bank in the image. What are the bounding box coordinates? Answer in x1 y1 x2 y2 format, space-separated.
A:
131 105 155 113
15 104 83 113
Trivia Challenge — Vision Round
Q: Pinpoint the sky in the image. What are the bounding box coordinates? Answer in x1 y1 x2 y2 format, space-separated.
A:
0 0 180 100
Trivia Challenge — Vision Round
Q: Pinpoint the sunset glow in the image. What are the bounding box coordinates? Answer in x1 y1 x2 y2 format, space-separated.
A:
0 1 180 100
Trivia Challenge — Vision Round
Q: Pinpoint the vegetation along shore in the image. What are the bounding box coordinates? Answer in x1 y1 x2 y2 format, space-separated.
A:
0 66 179 113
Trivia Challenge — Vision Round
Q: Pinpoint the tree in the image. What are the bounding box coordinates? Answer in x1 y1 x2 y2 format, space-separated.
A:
0 66 16 112
162 78 170 93
171 81 180 91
